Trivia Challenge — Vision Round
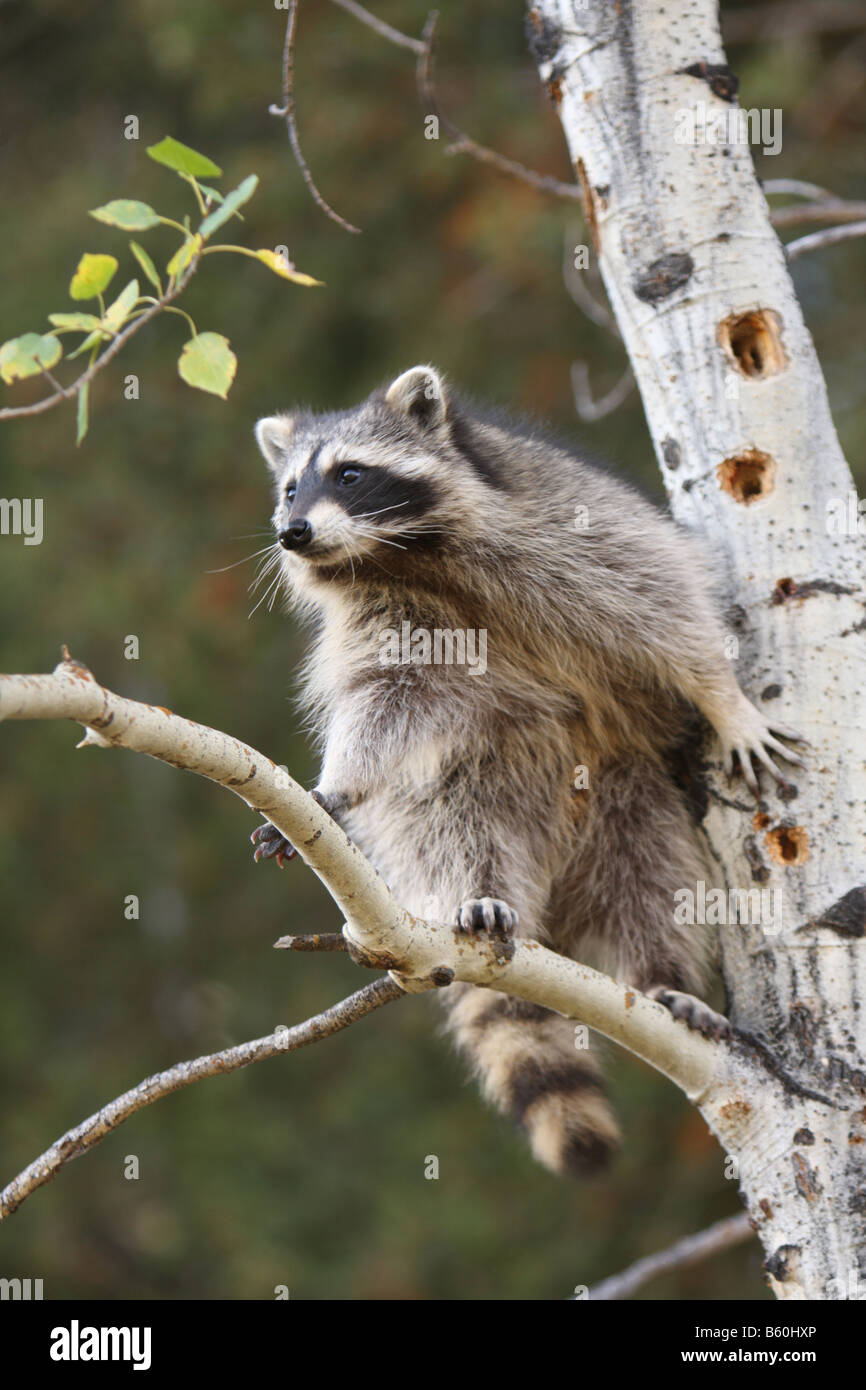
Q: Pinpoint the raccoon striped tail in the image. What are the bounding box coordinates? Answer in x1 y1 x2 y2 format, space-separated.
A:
444 985 621 1177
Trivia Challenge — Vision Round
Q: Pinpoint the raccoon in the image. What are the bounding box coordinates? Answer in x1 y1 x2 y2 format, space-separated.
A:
250 365 804 1178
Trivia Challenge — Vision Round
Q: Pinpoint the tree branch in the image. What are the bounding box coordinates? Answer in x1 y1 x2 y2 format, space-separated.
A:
570 360 635 422
269 0 361 234
786 219 866 260
0 976 403 1221
765 180 866 230
274 931 348 951
329 0 425 54
415 11 579 201
585 1212 754 1300
0 255 200 422
0 650 722 1101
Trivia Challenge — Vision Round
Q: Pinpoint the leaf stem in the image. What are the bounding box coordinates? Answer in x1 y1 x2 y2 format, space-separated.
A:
161 304 199 337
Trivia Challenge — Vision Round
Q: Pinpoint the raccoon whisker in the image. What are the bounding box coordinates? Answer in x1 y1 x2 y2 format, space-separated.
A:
349 521 409 552
340 536 357 585
267 571 284 611
369 536 408 551
353 503 409 520
208 544 279 575
248 567 285 618
247 552 283 594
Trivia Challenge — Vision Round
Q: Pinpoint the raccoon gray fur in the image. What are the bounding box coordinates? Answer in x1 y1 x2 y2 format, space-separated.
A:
251 365 804 1178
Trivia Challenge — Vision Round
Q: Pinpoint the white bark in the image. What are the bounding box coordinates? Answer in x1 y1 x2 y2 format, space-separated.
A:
530 0 866 1298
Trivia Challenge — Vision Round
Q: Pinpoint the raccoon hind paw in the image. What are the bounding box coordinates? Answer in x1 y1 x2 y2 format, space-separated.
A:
647 986 731 1041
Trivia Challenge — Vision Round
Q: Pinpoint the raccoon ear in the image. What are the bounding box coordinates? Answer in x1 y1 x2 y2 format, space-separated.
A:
385 366 447 429
255 415 294 474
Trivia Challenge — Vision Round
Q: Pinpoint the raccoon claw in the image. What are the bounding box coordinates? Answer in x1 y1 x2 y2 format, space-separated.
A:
719 701 808 798
647 987 731 1042
251 820 297 868
456 897 518 953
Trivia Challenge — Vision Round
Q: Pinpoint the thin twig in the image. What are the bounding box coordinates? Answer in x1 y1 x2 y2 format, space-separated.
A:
762 178 866 228
270 0 361 234
0 256 200 422
764 178 837 202
416 12 579 201
585 1212 754 1300
772 200 866 229
562 229 618 333
330 0 425 54
571 360 635 422
0 975 403 1221
786 219 866 261
274 931 348 951
39 366 73 400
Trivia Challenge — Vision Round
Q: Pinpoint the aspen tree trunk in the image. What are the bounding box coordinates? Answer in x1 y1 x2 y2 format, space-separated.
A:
527 0 866 1299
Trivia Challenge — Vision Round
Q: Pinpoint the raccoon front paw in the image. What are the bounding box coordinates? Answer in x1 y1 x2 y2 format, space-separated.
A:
310 787 350 822
456 897 518 958
718 697 808 797
250 820 297 868
647 986 731 1041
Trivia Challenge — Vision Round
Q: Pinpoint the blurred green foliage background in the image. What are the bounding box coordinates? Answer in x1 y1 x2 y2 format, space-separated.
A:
0 0 863 1300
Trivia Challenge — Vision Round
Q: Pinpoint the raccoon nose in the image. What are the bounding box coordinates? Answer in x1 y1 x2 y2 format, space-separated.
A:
279 520 312 551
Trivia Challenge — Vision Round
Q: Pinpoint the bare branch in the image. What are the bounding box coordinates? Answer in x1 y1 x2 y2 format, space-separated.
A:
585 1212 754 1300
772 200 866 229
763 179 866 230
329 0 425 54
0 976 403 1222
416 12 579 202
764 178 838 202
562 230 619 333
270 0 361 235
0 255 200 422
274 931 348 951
786 219 866 261
571 360 635 422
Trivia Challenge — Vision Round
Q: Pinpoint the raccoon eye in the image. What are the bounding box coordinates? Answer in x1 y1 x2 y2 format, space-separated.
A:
336 465 363 486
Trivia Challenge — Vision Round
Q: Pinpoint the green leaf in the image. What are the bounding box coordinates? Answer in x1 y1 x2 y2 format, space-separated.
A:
198 184 224 205
89 200 161 231
166 234 202 279
76 379 90 445
102 279 140 334
254 249 324 286
178 332 236 399
198 174 258 238
0 333 63 384
48 312 102 332
146 136 222 179
70 253 119 300
129 241 162 294
68 329 108 360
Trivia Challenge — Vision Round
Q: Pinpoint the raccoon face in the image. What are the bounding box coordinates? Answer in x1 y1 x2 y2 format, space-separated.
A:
255 366 494 571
